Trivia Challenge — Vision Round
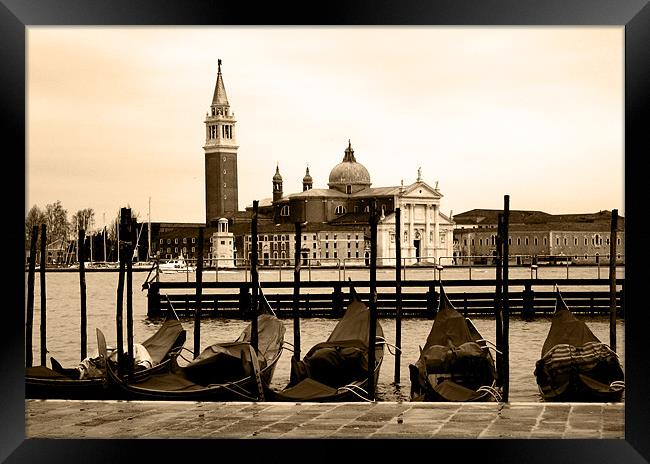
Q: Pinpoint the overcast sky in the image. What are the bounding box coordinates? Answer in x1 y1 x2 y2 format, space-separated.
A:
26 27 624 227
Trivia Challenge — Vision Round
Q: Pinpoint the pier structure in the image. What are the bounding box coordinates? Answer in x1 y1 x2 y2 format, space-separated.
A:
145 277 624 319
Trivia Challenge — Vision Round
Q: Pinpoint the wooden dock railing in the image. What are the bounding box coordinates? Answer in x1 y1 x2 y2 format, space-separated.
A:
146 278 624 319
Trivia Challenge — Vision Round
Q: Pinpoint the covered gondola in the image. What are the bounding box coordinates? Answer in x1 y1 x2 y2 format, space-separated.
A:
265 286 384 402
409 286 501 402
101 288 285 401
25 313 186 400
534 290 624 402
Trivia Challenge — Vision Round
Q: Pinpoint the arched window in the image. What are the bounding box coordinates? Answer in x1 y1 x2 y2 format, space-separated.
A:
335 205 347 215
280 205 290 216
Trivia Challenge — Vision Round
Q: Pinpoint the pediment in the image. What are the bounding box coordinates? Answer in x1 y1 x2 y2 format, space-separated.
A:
400 181 443 199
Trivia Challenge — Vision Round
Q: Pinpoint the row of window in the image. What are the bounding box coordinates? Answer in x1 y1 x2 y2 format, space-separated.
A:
159 246 196 253
464 235 622 247
248 251 363 261
160 237 197 245
246 233 361 242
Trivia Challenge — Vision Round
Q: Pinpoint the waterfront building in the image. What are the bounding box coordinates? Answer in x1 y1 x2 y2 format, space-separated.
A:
240 142 455 267
452 209 624 265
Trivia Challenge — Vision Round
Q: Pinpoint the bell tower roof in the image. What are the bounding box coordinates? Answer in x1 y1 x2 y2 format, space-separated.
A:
212 59 229 107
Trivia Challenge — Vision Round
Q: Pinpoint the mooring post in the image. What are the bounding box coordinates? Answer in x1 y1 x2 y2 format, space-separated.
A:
194 227 204 358
124 209 135 378
495 214 503 388
394 207 402 385
367 200 378 401
426 284 437 317
78 228 88 360
522 281 534 321
332 283 343 317
39 224 47 367
251 200 259 354
502 195 510 402
26 225 38 368
115 209 127 377
293 221 302 361
609 209 618 352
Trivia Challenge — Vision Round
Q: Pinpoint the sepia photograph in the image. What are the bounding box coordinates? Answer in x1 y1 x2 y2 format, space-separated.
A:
5 3 648 461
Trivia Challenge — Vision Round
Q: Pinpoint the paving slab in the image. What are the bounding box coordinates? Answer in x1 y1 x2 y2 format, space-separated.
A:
25 400 624 440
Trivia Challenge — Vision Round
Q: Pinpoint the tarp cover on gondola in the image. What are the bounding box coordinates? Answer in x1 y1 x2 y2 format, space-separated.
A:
409 287 496 401
141 318 186 365
289 293 383 389
182 314 284 385
275 290 384 401
108 311 285 397
534 291 624 401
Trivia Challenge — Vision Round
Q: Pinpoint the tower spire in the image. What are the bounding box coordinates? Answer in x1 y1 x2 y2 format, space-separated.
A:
212 59 229 107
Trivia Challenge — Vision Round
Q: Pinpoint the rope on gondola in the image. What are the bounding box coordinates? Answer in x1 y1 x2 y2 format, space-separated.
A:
258 282 277 317
475 338 503 355
610 380 625 390
175 346 195 363
375 336 401 356
477 385 503 402
207 382 260 402
337 384 373 402
162 293 181 321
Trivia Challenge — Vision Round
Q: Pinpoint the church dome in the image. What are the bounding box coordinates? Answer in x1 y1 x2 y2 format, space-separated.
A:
328 141 371 193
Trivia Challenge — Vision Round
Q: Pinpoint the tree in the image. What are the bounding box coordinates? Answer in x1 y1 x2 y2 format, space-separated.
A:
71 208 95 232
25 204 46 252
44 201 70 250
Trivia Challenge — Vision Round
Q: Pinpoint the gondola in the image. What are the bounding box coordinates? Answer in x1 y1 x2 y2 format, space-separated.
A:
101 287 285 401
264 286 384 402
534 290 625 402
25 313 186 400
408 285 501 402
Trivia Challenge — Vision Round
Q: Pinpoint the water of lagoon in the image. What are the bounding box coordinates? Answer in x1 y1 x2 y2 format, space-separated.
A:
25 265 625 402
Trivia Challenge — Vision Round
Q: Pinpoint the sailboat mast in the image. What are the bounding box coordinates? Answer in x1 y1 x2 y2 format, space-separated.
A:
103 213 107 263
148 197 152 260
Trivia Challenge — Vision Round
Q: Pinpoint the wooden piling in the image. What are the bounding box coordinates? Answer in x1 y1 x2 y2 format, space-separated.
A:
609 209 618 352
126 212 135 377
494 215 503 388
78 229 87 360
394 207 402 385
39 224 47 367
293 221 302 362
502 195 510 402
367 200 378 401
115 210 127 377
26 226 38 368
194 227 204 358
251 201 259 353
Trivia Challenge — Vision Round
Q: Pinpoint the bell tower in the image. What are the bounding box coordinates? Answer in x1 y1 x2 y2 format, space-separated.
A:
204 59 239 225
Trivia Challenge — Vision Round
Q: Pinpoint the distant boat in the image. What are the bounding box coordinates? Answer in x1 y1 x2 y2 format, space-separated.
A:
159 253 196 274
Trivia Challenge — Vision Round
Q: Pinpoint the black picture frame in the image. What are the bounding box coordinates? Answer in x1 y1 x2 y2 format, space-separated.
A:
4 0 648 462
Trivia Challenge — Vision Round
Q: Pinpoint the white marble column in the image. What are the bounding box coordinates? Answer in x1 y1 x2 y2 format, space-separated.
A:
433 204 439 262
425 204 431 261
408 203 414 263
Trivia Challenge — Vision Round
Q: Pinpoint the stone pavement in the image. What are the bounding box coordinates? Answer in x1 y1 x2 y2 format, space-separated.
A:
25 400 624 439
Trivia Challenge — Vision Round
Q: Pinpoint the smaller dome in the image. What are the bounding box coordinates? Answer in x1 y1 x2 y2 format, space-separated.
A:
303 167 313 183
272 165 283 182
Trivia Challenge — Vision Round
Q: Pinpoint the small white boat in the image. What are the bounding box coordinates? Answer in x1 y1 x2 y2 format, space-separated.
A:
159 253 196 273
